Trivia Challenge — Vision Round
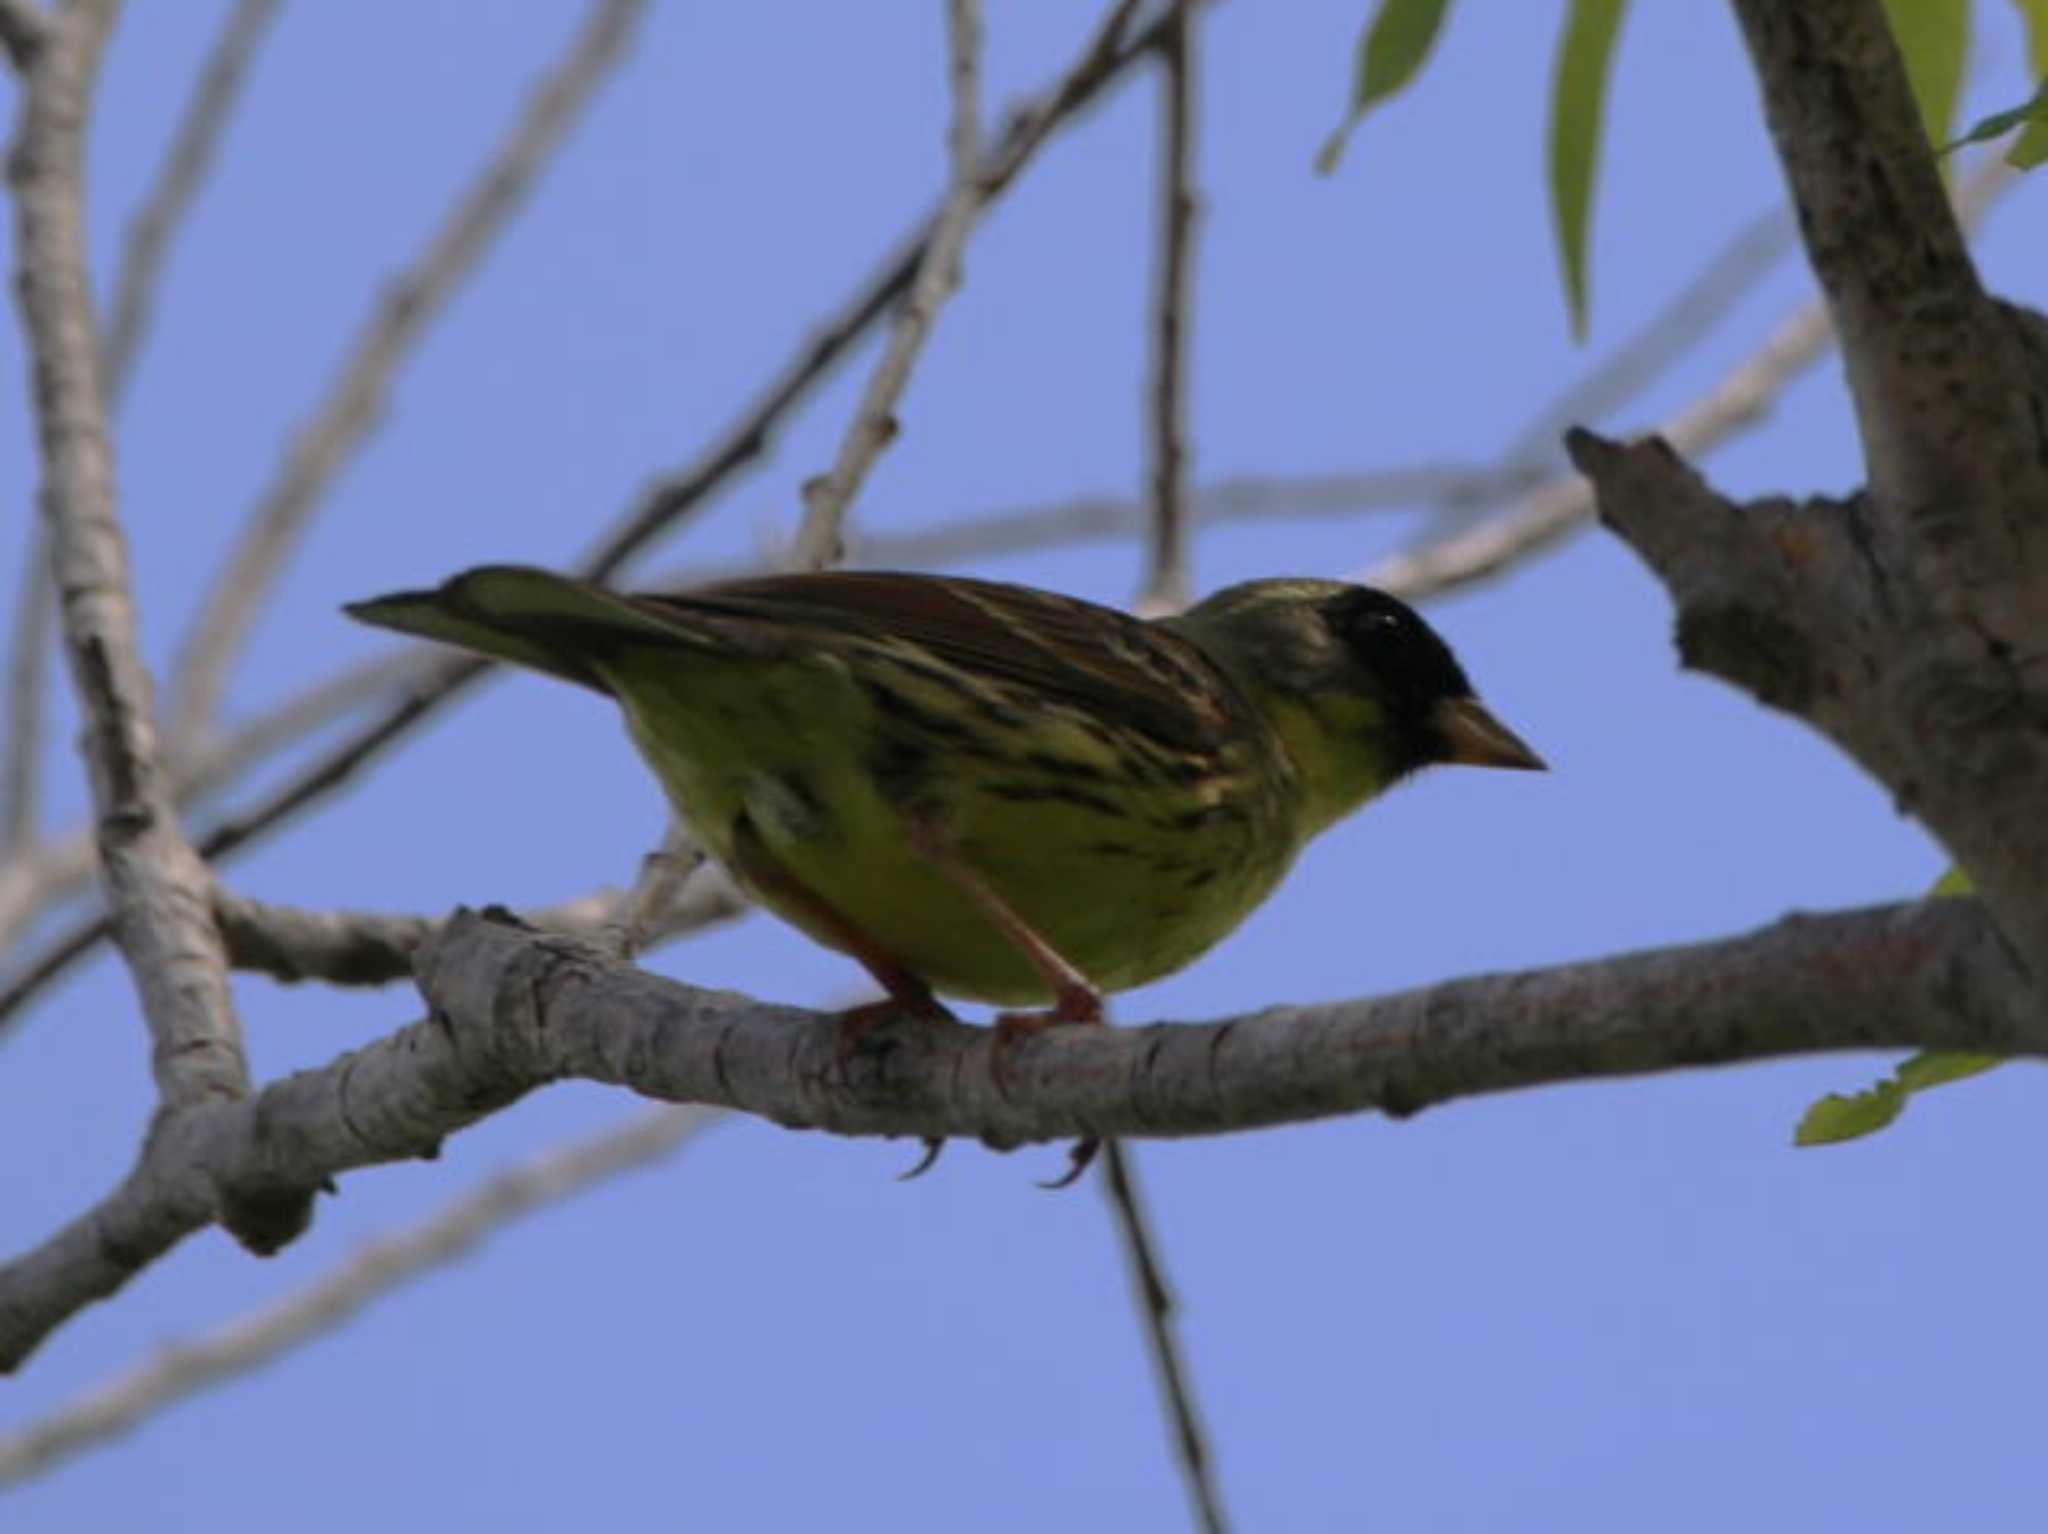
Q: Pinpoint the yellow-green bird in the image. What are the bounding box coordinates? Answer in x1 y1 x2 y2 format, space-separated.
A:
348 566 1542 1044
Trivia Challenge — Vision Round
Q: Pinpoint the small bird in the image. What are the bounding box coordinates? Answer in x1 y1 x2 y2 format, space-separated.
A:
349 566 1541 1172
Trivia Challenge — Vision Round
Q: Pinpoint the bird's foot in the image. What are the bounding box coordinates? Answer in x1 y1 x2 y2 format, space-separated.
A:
989 983 1105 1189
991 981 1105 1045
833 989 955 1059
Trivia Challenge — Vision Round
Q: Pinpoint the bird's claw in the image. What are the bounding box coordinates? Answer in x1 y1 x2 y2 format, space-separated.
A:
897 1137 946 1181
1036 1136 1101 1190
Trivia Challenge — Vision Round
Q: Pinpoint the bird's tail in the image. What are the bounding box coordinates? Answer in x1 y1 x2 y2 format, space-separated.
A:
345 565 697 694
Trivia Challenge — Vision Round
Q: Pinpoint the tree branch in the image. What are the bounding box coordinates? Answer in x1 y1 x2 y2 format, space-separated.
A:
7 0 252 1111
210 860 746 987
1138 0 1197 616
1 526 52 850
164 0 647 750
1728 0 2042 538
0 1105 720 1485
789 0 984 570
101 0 282 401
0 894 2033 1372
1370 150 2016 603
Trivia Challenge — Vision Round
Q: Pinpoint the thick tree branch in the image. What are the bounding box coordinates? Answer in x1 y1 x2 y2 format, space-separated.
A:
8 0 252 1111
1729 0 2046 547
1580 1 2048 977
0 895 2034 1372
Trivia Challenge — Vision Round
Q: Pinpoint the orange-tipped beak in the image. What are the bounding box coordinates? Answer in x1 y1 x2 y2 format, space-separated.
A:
1433 696 1546 771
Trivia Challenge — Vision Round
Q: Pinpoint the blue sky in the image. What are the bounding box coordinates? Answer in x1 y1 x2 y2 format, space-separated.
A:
4 3 2045 1530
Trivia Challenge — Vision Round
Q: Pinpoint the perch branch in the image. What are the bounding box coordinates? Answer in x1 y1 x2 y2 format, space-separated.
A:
0 894 2033 1372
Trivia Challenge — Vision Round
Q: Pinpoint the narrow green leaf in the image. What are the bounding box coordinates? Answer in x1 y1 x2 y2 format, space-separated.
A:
1795 1079 1907 1146
1895 1051 2004 1091
1942 75 2048 157
2008 111 2048 166
1880 0 1970 145
1547 0 1631 339
1315 0 1454 176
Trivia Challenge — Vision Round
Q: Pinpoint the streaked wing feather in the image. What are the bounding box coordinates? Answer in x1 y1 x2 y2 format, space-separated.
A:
643 571 1235 753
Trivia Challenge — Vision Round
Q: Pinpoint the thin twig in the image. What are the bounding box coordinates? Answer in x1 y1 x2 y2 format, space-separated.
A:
0 1105 722 1485
101 0 282 401
0 0 1193 1038
1 526 52 851
164 0 648 750
0 648 427 951
789 0 985 570
1138 0 1197 616
9 0 252 1110
212 859 746 987
1367 152 2017 603
1103 1140 1229 1534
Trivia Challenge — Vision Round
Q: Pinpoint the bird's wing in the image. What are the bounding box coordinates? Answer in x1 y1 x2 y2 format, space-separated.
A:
649 571 1241 755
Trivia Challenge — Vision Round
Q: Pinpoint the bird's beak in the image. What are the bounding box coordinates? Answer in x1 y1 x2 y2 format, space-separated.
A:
1433 696 1546 771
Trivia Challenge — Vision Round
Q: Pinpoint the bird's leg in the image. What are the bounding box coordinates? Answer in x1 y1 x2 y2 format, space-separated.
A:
903 814 1106 1187
900 816 1104 1035
730 820 952 1178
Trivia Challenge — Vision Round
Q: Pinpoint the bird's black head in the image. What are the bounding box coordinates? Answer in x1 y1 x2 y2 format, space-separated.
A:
1319 586 1471 766
1175 578 1544 788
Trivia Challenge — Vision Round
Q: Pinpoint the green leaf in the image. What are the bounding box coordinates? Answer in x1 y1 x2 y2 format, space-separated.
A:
1315 0 1454 176
1896 1051 2003 1090
2008 110 2048 167
1795 1078 1908 1146
1929 864 1974 897
1547 0 1631 339
1793 1050 2005 1146
1880 0 1970 146
1792 863 2004 1146
1942 75 2048 160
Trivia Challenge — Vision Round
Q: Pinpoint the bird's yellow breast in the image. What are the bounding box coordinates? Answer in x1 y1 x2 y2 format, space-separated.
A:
604 644 1300 1006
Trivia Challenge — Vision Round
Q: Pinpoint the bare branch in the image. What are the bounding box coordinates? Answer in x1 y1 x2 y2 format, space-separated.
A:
1 527 52 850
0 0 46 72
101 0 283 401
165 0 648 749
7 0 251 1110
1 895 2035 1372
789 0 985 571
1368 153 2017 603
211 860 746 987
0 649 426 952
1103 1141 1228 1534
1137 0 1197 616
0 1105 721 1484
